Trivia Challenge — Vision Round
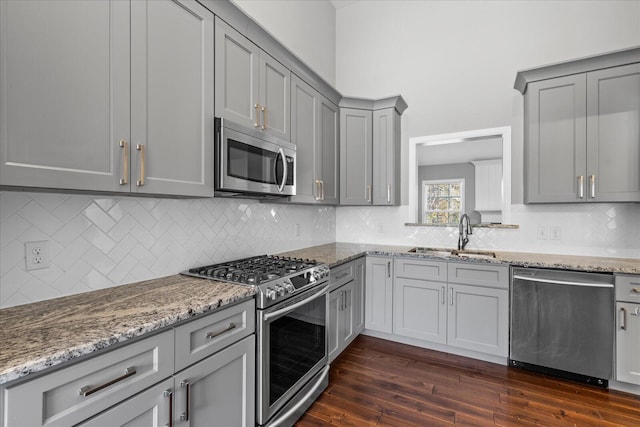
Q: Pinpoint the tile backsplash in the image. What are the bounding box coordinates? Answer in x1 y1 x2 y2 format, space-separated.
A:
0 191 335 308
337 203 640 259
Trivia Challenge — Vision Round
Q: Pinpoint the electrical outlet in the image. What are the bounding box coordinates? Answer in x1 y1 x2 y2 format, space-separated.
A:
537 226 548 240
550 226 561 240
25 241 50 271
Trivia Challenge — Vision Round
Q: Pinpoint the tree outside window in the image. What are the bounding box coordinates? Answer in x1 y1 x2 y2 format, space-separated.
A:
422 179 464 224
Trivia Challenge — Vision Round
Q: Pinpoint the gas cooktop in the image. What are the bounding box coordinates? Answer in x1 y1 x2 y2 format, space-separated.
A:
182 255 330 308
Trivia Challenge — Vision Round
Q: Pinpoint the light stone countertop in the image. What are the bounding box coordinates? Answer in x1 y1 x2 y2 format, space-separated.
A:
277 242 640 275
0 275 255 385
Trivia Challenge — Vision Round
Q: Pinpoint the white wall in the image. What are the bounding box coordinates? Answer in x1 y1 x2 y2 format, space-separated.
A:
232 0 336 86
335 0 640 257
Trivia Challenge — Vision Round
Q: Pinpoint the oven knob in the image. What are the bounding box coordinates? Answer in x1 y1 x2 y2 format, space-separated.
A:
276 286 285 297
285 283 295 293
266 288 277 301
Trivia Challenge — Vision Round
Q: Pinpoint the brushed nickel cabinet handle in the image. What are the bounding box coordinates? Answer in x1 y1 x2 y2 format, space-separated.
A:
314 179 321 201
578 176 584 198
179 381 190 421
441 286 445 305
119 140 129 185
367 185 372 203
136 144 145 186
205 323 236 339
387 261 391 278
79 366 136 396
450 287 454 306
387 184 391 203
632 287 640 293
320 180 325 201
163 389 173 427
261 106 267 130
254 104 261 127
590 174 596 198
620 307 627 330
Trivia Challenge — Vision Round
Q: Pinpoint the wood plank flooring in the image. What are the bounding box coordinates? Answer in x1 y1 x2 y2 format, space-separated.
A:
296 335 640 426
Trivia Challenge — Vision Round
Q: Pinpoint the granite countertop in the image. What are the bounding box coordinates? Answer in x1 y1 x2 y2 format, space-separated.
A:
278 242 640 275
0 275 255 385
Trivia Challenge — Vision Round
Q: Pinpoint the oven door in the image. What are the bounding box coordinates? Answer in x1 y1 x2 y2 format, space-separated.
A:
257 283 329 425
215 118 295 196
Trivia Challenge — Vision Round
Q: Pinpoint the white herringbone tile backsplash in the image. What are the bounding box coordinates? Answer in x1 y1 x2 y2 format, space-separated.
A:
0 191 336 308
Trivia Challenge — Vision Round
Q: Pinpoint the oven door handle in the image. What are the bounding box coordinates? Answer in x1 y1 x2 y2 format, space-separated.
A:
268 365 330 427
264 284 329 321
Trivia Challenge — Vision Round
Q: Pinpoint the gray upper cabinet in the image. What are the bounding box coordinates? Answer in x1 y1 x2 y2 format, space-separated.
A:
290 75 339 204
339 96 407 206
215 17 290 142
517 47 640 203
340 108 372 205
0 0 214 197
0 0 129 193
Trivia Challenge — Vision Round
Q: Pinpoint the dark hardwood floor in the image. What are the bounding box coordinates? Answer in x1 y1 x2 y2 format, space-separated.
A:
297 335 640 426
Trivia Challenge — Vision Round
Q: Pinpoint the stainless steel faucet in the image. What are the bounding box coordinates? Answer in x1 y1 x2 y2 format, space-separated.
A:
458 214 472 250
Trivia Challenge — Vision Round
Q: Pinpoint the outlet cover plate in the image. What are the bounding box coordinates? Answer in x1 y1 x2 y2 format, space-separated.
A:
25 240 50 271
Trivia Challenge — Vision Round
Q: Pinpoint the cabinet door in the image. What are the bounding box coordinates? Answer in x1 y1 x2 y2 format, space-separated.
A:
130 0 214 197
290 75 320 203
393 277 447 344
328 288 341 362
353 257 366 334
616 302 640 385
319 97 340 204
372 108 400 205
174 335 255 427
340 108 372 205
447 284 508 357
525 74 587 203
259 54 290 141
365 256 393 333
0 0 129 192
587 63 640 202
214 17 259 129
77 378 173 427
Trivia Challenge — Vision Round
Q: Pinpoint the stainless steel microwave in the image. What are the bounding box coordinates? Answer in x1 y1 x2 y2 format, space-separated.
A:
215 117 296 198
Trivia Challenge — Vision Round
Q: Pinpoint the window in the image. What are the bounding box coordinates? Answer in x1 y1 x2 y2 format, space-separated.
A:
422 179 464 224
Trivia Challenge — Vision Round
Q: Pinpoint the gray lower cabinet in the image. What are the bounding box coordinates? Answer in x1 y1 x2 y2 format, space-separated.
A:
615 275 640 385
391 257 509 357
173 335 255 427
215 17 290 142
290 75 339 204
0 300 256 427
339 97 407 206
523 60 640 203
365 256 393 333
328 259 364 362
0 0 214 197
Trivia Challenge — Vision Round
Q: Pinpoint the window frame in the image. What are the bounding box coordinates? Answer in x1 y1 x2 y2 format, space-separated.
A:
421 178 465 225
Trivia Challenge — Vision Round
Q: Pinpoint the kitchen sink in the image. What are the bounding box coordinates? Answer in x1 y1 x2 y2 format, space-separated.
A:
408 247 497 259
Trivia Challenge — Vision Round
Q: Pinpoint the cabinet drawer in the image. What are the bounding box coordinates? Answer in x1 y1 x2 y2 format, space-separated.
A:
2 330 174 427
174 299 255 372
616 275 640 303
448 262 509 289
330 261 355 290
395 257 447 282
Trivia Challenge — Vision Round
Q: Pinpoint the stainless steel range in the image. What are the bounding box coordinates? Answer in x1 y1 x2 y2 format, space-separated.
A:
184 255 330 427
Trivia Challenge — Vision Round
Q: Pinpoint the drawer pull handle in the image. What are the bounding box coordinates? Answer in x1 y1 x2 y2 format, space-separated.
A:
163 389 173 427
632 287 640 293
119 140 129 185
254 104 260 127
620 307 627 330
79 366 136 396
334 271 350 281
136 144 145 186
180 381 190 421
205 323 236 340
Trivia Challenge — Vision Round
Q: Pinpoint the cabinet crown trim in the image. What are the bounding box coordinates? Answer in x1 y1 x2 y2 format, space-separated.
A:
514 45 640 94
339 95 408 114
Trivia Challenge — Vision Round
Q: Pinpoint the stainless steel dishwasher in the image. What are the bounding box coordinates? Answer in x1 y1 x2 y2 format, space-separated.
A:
510 267 614 387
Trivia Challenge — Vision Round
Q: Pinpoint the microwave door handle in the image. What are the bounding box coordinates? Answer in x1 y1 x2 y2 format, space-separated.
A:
276 148 287 193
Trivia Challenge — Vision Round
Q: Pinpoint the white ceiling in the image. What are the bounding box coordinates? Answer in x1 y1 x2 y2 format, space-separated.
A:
417 136 503 166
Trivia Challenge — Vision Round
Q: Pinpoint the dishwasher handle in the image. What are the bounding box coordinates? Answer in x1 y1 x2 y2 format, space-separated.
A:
513 274 614 288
